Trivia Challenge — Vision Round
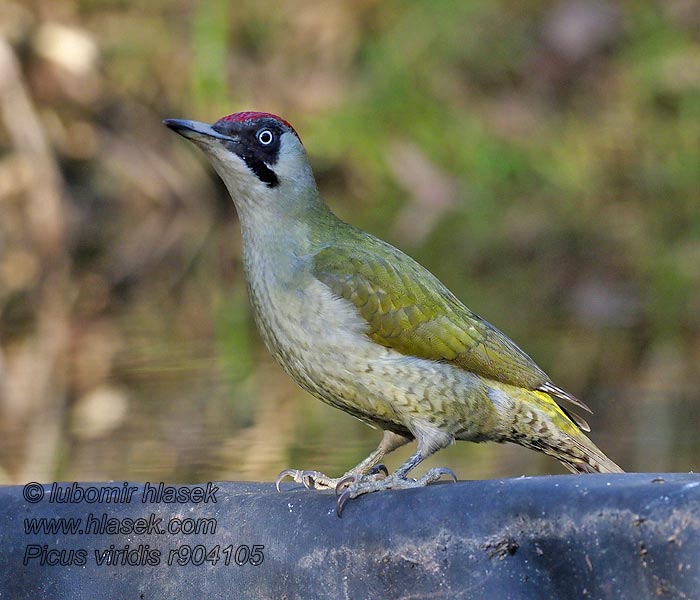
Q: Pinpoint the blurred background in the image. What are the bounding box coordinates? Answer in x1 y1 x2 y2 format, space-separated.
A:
0 0 698 486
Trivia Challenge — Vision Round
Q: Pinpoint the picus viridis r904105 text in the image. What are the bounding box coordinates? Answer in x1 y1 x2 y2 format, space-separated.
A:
164 112 623 516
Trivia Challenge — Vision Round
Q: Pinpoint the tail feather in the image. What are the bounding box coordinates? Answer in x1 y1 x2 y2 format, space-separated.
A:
522 432 624 474
489 382 624 473
506 387 624 473
531 387 623 473
563 432 624 473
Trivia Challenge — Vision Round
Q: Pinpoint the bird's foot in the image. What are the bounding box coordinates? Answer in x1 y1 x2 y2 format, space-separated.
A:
275 464 389 492
335 467 457 517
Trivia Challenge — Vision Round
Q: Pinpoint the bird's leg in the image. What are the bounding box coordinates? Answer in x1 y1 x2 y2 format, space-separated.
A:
275 430 412 491
335 430 458 516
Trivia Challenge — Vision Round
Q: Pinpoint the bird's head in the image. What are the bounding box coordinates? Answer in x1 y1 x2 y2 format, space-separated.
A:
164 111 319 216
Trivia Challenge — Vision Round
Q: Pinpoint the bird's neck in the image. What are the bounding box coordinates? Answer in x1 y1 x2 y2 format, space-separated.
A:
235 189 340 281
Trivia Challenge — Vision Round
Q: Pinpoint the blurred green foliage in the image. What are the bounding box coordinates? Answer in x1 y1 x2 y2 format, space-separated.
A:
0 0 698 484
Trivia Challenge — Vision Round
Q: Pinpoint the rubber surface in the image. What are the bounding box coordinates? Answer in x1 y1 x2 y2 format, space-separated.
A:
1 473 698 599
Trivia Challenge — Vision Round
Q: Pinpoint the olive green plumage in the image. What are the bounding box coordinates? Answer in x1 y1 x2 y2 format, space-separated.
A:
314 226 549 389
313 224 593 424
310 221 620 473
164 112 623 508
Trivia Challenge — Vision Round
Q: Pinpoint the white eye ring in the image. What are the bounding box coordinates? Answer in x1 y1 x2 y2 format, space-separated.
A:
257 129 274 145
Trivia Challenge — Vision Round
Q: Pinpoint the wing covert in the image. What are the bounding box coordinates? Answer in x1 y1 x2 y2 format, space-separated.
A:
311 232 551 391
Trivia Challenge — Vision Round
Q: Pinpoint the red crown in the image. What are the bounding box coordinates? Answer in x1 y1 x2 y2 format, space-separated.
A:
219 112 299 139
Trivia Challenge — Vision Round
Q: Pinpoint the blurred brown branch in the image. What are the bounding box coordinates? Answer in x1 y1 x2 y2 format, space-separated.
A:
0 35 69 482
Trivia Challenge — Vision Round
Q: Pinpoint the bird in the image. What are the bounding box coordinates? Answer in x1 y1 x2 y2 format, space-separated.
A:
163 111 623 515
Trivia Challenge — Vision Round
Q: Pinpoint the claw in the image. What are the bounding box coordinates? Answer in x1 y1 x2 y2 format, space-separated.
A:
432 467 458 483
335 475 356 495
301 470 318 490
368 464 389 478
336 488 352 517
275 469 300 492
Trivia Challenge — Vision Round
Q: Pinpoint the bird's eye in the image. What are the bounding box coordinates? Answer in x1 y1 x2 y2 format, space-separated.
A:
257 129 274 145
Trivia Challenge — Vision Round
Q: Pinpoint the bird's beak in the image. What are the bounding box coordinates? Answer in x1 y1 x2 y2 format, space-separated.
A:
162 118 237 143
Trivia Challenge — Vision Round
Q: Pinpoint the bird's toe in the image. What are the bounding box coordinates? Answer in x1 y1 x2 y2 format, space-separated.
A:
419 467 458 485
275 469 301 491
368 463 389 477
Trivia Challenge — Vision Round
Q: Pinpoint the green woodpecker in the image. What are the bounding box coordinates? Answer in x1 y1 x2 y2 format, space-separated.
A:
164 112 623 515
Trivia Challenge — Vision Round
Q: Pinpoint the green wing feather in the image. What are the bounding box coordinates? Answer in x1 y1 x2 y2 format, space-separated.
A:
312 226 591 426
